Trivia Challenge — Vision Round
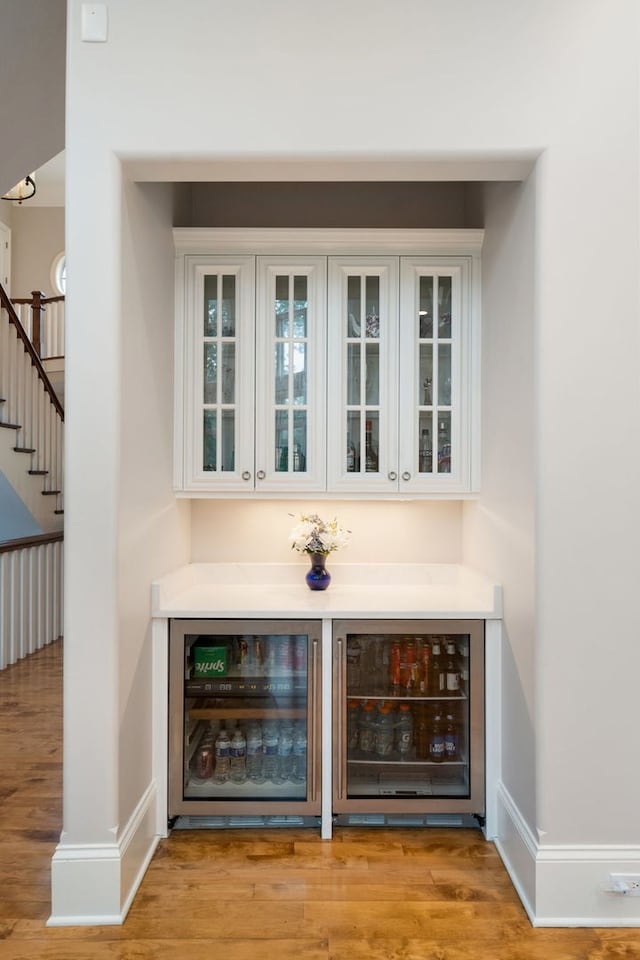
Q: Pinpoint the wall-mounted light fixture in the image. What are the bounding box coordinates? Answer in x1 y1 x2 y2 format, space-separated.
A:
1 175 36 203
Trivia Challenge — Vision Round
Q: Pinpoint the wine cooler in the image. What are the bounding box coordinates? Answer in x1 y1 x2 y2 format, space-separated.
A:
333 619 485 819
169 619 321 819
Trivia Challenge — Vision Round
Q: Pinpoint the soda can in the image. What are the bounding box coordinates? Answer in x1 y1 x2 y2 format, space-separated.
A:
194 744 214 780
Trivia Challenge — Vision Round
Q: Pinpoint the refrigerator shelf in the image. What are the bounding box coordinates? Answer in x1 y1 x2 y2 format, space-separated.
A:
348 693 468 702
347 758 466 767
188 706 307 720
185 779 307 800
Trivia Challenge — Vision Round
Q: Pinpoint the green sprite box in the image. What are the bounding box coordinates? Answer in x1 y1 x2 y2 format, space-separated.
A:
193 642 229 678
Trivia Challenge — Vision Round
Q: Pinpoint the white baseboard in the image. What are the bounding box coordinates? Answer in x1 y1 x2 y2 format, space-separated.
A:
495 780 640 927
49 780 159 926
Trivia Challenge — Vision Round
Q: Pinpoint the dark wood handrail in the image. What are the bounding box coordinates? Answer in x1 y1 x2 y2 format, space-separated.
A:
0 531 63 555
10 290 65 360
11 294 65 304
0 283 64 420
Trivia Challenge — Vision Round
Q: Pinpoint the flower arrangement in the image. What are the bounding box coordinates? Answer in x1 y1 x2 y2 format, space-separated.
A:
289 513 350 557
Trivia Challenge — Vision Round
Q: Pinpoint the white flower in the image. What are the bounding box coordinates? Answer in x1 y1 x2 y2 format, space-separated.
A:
289 513 350 555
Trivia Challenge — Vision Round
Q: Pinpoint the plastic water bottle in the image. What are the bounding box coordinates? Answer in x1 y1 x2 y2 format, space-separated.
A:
291 721 307 784
230 728 247 783
213 728 231 784
262 720 279 782
276 721 294 783
246 722 264 784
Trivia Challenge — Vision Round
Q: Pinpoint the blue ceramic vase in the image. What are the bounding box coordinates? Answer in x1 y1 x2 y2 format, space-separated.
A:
305 553 331 591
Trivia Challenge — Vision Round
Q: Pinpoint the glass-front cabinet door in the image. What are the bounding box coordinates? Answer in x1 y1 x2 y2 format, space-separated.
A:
399 257 475 494
169 619 322 818
255 257 326 492
327 257 399 493
178 255 256 492
332 620 485 816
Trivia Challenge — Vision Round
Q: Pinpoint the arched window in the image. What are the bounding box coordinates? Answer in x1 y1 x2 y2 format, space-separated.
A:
51 252 66 295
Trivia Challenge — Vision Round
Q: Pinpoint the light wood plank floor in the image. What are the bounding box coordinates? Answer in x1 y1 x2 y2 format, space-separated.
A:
1 640 640 959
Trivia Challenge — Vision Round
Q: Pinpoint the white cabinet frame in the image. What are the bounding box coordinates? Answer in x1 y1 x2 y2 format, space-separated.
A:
174 229 483 499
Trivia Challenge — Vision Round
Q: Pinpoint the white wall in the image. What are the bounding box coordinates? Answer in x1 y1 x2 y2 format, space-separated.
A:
10 206 65 297
0 0 65 196
191 500 462 563
61 0 640 924
118 180 191 829
462 177 537 835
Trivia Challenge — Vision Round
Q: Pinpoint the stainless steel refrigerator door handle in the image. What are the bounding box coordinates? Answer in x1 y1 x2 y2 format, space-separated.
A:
241 470 251 481
335 636 343 800
388 471 397 481
401 471 411 481
310 637 319 801
256 469 266 480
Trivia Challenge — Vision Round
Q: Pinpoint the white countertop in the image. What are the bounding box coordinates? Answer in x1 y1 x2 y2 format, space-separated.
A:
151 562 502 620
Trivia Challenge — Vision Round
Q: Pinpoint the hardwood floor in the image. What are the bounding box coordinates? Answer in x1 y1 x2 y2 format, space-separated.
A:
1 640 640 959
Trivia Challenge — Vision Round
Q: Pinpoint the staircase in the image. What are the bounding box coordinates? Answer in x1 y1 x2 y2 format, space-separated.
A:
0 282 64 529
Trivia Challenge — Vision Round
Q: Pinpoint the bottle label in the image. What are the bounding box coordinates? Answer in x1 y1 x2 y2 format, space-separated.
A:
446 674 460 691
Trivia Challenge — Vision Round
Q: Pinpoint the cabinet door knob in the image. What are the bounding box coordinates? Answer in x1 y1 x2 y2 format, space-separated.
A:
241 470 251 481
256 469 266 480
388 471 397 481
401 471 411 481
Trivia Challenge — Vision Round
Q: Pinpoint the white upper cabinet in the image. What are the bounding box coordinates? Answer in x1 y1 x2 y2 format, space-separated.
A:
174 229 482 498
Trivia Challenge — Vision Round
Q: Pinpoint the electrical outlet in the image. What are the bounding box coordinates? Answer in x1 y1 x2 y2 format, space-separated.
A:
609 874 640 896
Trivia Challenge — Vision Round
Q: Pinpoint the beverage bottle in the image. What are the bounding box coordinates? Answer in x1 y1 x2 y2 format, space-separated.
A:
374 703 395 758
246 722 265 784
346 437 357 472
390 639 401 695
276 721 294 782
213 728 231 784
347 700 361 752
364 419 378 471
429 705 445 763
445 640 461 695
347 637 362 692
395 703 414 759
262 719 279 782
358 701 377 754
429 638 444 695
458 640 469 694
419 428 432 473
404 639 417 695
444 708 459 762
230 728 247 784
291 721 307 784
415 705 430 761
419 640 431 694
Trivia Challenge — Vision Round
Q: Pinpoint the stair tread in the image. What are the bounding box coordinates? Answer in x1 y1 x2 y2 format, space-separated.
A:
13 446 35 453
42 490 61 496
0 421 21 430
54 509 64 515
28 470 48 476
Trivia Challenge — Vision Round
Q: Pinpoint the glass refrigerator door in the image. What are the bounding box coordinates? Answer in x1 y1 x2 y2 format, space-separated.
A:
334 622 484 814
170 620 321 816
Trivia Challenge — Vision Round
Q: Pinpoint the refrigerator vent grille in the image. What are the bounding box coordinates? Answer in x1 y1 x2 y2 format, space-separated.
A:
173 815 319 830
335 813 476 829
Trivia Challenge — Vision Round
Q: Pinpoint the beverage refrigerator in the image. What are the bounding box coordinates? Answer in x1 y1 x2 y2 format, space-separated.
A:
168 619 321 822
332 619 485 822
